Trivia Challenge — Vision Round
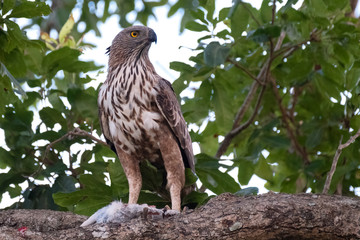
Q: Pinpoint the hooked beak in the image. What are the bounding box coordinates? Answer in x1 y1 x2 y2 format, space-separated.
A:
148 29 157 44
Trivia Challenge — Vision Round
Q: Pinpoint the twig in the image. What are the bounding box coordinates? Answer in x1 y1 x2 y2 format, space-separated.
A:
271 0 276 25
229 84 266 137
275 31 286 51
323 128 360 194
227 58 261 84
270 76 310 164
29 128 108 178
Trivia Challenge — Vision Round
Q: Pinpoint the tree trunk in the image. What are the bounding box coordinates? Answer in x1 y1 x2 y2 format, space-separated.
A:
1 193 360 239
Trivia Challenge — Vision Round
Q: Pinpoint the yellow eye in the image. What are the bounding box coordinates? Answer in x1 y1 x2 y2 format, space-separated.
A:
130 31 139 38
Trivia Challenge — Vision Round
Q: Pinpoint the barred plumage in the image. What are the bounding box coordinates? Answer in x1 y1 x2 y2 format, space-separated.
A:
98 26 195 211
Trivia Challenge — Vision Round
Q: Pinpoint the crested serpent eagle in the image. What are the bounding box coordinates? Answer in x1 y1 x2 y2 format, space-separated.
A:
98 25 195 211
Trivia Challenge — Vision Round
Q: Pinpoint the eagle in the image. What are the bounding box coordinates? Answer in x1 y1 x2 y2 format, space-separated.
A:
98 25 195 212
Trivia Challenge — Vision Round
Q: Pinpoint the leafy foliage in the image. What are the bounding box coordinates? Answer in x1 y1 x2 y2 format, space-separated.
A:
1 0 360 216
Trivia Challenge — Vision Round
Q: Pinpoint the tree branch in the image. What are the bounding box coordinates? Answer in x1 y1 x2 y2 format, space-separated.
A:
270 76 310 164
227 58 261 84
2 193 360 239
229 84 267 137
271 0 276 25
30 128 108 178
323 128 360 194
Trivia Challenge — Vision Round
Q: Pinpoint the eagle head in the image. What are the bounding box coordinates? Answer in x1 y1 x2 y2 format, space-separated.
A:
107 26 157 66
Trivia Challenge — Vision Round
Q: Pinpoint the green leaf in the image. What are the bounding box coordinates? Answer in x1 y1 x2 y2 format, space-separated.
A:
0 170 25 195
280 0 299 12
7 184 22 198
204 0 215 23
346 67 360 90
39 107 66 129
219 7 230 21
48 90 66 112
212 71 236 133
27 79 42 88
196 153 240 194
325 0 349 11
234 187 259 196
8 1 51 18
261 135 291 149
0 76 19 115
140 160 164 192
190 9 208 25
43 47 99 79
305 127 323 149
53 191 88 208
185 21 209 32
22 185 59 210
334 44 353 68
185 168 198 186
108 160 128 197
3 0 15 15
314 72 340 100
306 0 328 17
248 25 281 43
237 158 255 185
182 191 209 207
204 42 230 67
53 189 113 215
170 61 196 72
254 157 273 181
260 0 272 23
137 191 169 207
52 175 76 193
230 4 250 38
67 87 98 120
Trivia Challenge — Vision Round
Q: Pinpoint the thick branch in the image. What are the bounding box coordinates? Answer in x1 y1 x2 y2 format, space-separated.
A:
323 128 360 194
1 193 360 239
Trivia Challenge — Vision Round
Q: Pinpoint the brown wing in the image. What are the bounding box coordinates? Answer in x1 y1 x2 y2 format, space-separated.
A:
154 78 195 172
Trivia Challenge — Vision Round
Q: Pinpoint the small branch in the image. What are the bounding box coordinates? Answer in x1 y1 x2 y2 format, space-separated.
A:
322 136 343 194
275 31 286 51
30 128 108 178
70 128 108 146
227 58 261 84
229 84 267 137
271 0 276 25
323 128 360 194
270 77 310 164
339 129 360 149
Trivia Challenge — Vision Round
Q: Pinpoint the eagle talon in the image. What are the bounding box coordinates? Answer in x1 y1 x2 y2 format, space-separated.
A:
182 206 189 213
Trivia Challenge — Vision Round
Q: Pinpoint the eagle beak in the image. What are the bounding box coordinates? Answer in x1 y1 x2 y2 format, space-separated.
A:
148 29 157 44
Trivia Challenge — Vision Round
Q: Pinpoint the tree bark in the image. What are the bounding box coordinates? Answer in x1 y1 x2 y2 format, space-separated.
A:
1 193 360 239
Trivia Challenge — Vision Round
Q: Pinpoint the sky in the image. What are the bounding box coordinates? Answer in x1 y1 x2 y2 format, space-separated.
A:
0 0 300 208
